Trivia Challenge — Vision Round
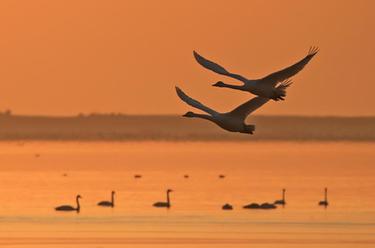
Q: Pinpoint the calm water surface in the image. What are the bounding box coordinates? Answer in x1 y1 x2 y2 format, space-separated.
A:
0 141 374 247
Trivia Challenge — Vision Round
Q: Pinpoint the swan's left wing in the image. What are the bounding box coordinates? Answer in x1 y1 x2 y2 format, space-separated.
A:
259 47 319 87
193 51 248 83
229 97 269 121
175 86 218 116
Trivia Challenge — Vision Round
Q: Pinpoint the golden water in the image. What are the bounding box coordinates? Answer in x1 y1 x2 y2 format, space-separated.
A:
0 141 374 247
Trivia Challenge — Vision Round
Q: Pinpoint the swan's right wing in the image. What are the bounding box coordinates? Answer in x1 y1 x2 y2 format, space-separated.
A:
229 96 269 121
175 86 218 116
259 47 319 87
193 51 248 83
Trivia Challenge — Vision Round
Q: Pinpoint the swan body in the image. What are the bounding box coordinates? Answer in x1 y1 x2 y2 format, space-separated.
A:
243 202 277 209
153 189 173 208
55 195 81 212
222 203 233 210
318 188 329 207
193 47 318 100
175 86 269 134
97 191 115 207
243 203 260 209
274 188 286 205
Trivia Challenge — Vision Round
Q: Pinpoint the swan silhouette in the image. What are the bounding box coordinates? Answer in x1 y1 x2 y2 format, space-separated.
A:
175 86 270 134
97 191 115 207
153 189 173 208
243 202 277 209
222 203 233 210
274 188 286 205
318 187 329 207
55 195 82 212
193 47 318 100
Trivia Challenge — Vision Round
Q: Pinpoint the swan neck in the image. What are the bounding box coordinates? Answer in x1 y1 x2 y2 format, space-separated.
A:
191 113 215 121
76 196 80 211
166 191 171 206
325 188 328 202
282 189 285 201
112 193 115 206
221 83 244 91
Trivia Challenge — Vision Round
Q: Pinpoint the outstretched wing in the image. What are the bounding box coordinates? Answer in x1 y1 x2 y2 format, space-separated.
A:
193 51 248 83
229 97 269 120
260 47 319 86
175 86 218 116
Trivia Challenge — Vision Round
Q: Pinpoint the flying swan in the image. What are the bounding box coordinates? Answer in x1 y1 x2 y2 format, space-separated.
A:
193 47 318 101
175 86 271 134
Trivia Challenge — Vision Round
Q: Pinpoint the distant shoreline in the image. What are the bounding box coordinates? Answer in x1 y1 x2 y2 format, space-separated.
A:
0 114 374 141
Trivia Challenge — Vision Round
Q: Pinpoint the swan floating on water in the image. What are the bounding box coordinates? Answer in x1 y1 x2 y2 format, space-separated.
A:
193 47 318 101
222 203 233 210
55 195 81 212
274 188 286 205
175 86 270 134
243 202 277 209
153 189 173 208
97 191 115 208
318 187 329 207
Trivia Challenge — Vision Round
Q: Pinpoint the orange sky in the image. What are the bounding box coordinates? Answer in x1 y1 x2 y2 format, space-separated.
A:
0 0 374 116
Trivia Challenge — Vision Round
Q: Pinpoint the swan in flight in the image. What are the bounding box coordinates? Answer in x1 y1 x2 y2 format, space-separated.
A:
175 86 270 134
153 189 173 208
97 191 115 208
55 195 82 212
193 47 318 100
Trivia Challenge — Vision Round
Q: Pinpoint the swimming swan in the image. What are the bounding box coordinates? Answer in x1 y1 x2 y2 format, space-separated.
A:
193 47 318 100
97 191 115 207
274 188 286 205
153 189 173 208
176 86 270 134
55 195 82 212
318 187 329 207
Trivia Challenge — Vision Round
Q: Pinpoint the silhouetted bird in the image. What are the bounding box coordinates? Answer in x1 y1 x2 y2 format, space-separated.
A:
243 202 277 209
176 86 269 134
55 195 82 212
97 191 115 207
193 47 318 101
274 188 286 206
222 203 233 210
153 189 173 208
318 187 329 207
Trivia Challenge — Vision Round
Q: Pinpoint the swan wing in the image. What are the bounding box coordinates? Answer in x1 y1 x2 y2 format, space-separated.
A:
193 51 248 83
229 97 269 120
175 86 218 116
260 47 319 87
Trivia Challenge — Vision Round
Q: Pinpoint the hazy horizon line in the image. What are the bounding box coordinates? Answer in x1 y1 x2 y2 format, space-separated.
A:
2 112 375 119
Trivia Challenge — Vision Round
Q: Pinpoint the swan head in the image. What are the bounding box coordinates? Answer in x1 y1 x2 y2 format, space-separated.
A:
167 189 173 193
77 195 82 199
182 111 195 118
111 191 115 195
212 81 226 87
241 124 255 134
